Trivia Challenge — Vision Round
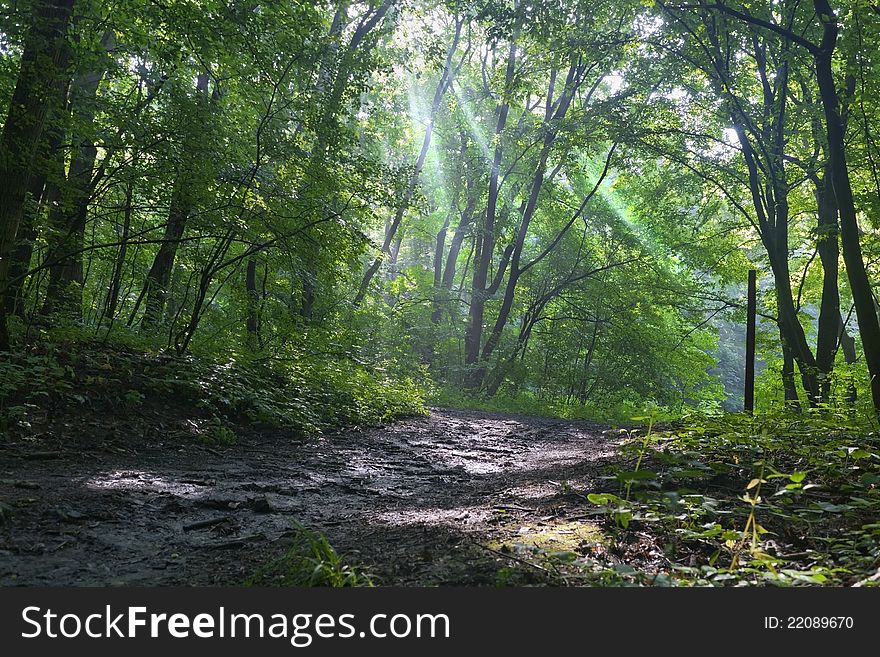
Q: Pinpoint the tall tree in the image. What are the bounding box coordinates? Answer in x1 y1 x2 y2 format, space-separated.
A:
354 14 464 303
0 0 75 349
41 29 116 317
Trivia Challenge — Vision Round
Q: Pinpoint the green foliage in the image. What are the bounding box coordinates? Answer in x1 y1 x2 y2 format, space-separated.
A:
431 386 680 425
200 416 236 446
2 0 880 591
3 0 841 417
0 332 426 440
247 523 372 587
184 351 427 434
585 409 880 586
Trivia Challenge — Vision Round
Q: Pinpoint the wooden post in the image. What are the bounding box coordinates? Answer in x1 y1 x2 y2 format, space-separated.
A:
745 269 756 414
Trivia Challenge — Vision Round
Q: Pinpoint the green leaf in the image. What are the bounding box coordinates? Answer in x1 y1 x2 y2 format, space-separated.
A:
614 511 632 529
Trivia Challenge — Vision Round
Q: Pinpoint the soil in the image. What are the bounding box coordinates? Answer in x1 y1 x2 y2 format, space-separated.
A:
0 408 639 586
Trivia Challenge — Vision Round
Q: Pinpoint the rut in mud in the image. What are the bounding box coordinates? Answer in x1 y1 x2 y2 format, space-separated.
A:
0 409 639 586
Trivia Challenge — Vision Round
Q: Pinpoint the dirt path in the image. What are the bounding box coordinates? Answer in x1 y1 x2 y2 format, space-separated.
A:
0 409 624 586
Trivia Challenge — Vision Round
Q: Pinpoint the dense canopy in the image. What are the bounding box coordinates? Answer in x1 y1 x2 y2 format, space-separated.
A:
1 0 879 419
4 0 880 591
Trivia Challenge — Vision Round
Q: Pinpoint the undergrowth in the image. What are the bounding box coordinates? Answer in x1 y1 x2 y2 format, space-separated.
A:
246 523 372 587
0 331 427 439
430 386 679 425
581 409 880 586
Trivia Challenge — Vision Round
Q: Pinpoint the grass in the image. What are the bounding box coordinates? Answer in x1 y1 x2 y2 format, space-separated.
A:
246 523 372 587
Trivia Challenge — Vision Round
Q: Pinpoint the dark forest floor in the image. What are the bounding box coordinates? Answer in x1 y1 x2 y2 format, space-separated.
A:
0 408 650 586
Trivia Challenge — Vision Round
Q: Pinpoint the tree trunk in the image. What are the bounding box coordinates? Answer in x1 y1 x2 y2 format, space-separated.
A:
432 195 476 324
464 39 517 385
473 63 581 388
4 72 69 322
140 180 193 329
781 341 801 410
354 19 462 304
0 0 75 349
3 175 47 319
245 255 260 349
838 314 858 405
430 214 450 321
388 235 403 282
478 148 551 375
771 254 820 402
173 231 235 355
140 72 210 329
812 0 880 414
485 297 546 397
736 124 820 403
103 177 134 322
813 169 841 402
42 30 114 318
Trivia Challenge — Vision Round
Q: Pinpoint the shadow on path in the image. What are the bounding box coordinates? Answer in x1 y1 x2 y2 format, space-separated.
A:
0 408 624 585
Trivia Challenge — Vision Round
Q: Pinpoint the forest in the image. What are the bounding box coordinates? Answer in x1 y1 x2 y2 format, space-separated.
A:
0 0 879 588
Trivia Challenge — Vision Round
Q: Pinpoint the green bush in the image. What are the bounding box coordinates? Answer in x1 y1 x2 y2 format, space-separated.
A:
1 333 427 439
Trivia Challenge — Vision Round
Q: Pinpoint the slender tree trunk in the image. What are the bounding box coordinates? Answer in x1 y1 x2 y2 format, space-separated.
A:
245 255 260 349
781 339 801 410
736 124 820 403
431 214 450 321
42 30 114 317
768 227 820 403
4 175 46 319
354 19 462 304
440 217 470 289
4 73 69 321
430 130 470 320
464 38 517 384
473 63 580 387
839 317 857 366
578 321 601 402
103 177 134 322
432 195 476 323
838 315 858 405
0 0 75 349
141 179 193 328
703 13 823 402
478 148 550 378
813 169 841 402
388 235 403 281
140 72 209 329
485 298 546 397
174 231 235 354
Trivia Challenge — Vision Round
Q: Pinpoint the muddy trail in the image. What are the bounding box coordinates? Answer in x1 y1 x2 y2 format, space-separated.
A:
0 409 647 586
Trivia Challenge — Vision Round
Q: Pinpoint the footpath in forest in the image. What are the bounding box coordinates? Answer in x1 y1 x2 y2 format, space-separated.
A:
0 409 644 585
